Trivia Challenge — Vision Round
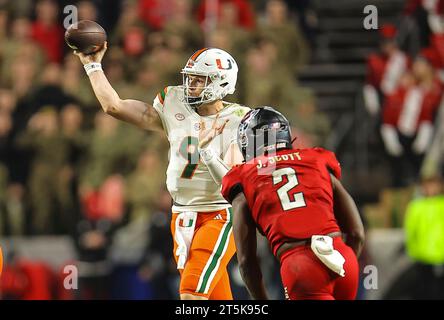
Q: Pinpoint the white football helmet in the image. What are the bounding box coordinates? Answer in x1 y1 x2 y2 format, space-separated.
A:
181 48 238 107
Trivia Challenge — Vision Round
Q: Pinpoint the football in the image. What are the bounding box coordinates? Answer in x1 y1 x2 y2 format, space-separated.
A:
65 20 107 55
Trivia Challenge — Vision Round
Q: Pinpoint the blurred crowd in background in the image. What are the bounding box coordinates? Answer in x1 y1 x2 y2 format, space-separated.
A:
361 0 444 299
0 0 443 299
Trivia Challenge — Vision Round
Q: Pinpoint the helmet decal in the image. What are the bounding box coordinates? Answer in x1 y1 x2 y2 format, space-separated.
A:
190 47 209 62
216 58 233 70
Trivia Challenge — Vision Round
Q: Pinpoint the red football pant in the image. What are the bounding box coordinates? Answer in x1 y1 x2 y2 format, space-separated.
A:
279 237 359 300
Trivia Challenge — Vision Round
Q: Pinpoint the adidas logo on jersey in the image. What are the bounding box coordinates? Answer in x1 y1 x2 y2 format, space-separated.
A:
214 214 223 220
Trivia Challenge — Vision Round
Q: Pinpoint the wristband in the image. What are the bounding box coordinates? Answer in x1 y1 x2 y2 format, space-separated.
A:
84 63 103 76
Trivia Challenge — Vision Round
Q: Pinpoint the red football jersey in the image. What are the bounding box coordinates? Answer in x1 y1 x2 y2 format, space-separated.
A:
221 148 342 256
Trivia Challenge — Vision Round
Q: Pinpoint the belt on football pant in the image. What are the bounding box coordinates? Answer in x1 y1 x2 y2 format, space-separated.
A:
276 231 343 261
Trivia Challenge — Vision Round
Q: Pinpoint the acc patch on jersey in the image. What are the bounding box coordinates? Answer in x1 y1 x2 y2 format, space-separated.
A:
234 107 249 118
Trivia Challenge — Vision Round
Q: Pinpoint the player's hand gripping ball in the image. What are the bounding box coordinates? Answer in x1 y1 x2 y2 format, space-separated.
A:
65 20 107 55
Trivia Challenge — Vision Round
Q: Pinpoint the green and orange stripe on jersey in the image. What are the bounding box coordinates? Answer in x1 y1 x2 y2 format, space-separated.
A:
157 87 168 105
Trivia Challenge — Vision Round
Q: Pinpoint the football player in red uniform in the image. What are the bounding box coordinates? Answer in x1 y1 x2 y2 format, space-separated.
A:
221 107 365 300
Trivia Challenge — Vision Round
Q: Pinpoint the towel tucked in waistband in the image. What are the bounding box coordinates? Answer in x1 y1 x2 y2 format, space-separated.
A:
310 235 346 277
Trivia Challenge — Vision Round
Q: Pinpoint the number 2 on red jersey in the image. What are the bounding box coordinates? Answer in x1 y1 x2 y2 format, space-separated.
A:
272 167 306 211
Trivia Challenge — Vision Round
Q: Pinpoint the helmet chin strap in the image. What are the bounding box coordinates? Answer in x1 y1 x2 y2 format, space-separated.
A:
186 96 203 109
186 89 217 110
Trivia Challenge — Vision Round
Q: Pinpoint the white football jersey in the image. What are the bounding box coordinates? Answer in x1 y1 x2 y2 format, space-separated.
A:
152 86 250 212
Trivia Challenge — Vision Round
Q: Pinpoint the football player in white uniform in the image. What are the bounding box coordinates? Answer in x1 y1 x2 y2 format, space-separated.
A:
74 45 249 300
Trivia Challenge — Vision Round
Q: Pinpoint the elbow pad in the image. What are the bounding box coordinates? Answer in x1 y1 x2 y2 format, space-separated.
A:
199 147 230 185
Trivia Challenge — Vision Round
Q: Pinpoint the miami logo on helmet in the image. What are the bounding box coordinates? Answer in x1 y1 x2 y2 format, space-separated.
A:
216 58 233 70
